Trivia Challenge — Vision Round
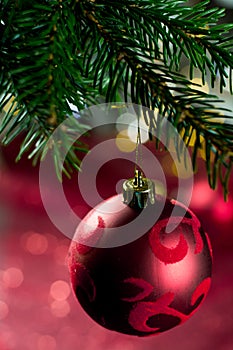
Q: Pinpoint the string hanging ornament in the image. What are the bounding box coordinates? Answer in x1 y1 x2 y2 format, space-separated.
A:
68 116 212 336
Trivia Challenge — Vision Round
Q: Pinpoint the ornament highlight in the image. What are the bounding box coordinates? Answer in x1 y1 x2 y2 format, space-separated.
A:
68 173 212 336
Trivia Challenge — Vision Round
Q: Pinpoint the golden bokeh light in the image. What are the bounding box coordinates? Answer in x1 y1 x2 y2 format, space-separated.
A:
115 130 136 152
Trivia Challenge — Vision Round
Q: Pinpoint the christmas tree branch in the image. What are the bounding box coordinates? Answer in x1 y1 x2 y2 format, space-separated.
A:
0 0 96 172
80 0 233 196
1 0 233 195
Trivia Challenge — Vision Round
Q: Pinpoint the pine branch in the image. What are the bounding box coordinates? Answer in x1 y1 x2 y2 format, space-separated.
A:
80 0 233 196
1 0 233 195
0 0 97 173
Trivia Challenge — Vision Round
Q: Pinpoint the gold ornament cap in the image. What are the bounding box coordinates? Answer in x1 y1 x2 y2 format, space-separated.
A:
123 170 156 209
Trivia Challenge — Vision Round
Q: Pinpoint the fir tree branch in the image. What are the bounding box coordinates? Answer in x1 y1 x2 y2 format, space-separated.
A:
79 0 233 196
1 0 233 195
0 0 97 173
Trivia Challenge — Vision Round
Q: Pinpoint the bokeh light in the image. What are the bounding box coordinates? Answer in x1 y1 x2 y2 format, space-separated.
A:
128 117 149 144
23 232 48 255
116 112 136 133
191 180 217 209
212 197 233 222
50 300 71 318
50 280 71 301
115 130 136 152
2 267 24 289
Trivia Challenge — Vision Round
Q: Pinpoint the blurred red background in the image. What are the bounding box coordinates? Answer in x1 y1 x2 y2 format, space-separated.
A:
0 133 233 350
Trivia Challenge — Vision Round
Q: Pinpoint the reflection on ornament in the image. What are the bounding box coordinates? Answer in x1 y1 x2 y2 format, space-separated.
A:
68 195 212 336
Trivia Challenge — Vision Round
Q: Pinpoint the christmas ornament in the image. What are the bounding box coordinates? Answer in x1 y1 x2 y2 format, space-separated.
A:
68 171 212 336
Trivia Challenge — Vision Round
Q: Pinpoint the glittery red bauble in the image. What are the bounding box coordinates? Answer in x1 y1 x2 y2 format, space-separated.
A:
68 195 212 337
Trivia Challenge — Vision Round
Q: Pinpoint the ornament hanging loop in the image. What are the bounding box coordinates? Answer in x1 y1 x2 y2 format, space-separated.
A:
123 170 155 209
123 114 156 209
135 114 143 173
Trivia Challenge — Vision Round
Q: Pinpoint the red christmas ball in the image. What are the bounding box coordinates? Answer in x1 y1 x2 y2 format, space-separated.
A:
68 194 212 337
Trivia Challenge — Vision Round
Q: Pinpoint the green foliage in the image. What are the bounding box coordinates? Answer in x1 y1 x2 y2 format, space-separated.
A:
0 0 233 196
